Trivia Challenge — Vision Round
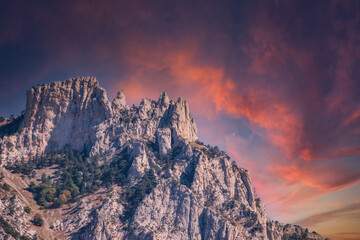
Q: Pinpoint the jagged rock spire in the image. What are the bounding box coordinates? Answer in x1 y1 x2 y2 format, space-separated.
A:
112 90 126 113
158 92 170 108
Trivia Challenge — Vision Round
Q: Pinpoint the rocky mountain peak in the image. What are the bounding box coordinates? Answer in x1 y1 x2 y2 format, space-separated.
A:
0 77 112 163
0 78 198 165
112 90 127 113
158 91 170 108
91 90 198 158
22 77 110 127
0 78 326 240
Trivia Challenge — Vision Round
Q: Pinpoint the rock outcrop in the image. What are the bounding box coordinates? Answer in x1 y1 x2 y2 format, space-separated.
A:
0 77 112 164
90 92 198 158
156 128 172 155
0 78 327 240
112 90 127 114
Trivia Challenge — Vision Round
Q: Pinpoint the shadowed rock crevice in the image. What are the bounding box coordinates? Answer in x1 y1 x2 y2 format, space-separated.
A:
0 114 24 138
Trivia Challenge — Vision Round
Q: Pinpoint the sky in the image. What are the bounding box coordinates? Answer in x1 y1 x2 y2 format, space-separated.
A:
0 0 360 239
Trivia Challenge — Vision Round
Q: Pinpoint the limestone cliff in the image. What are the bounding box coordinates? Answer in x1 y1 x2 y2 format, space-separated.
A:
0 78 327 240
0 77 112 163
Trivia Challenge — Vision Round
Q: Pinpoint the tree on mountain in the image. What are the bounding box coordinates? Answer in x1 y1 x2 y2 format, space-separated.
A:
33 213 44 226
24 206 31 214
3 183 10 191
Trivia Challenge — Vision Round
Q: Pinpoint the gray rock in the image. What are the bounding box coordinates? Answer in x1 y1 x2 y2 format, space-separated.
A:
157 128 172 156
112 90 127 114
0 78 327 240
128 142 151 183
0 77 112 164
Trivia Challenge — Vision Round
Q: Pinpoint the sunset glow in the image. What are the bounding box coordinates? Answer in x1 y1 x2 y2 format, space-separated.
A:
1 1 359 239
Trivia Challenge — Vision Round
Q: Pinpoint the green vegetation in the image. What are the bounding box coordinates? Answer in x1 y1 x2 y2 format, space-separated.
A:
29 173 77 208
194 140 230 160
24 206 31 214
10 147 156 213
101 151 132 187
163 146 182 170
0 114 24 138
0 215 31 240
244 211 258 228
6 157 36 177
255 197 261 208
250 223 264 234
146 141 182 171
281 233 308 240
2 182 10 191
123 170 157 219
32 213 44 227
7 145 159 222
25 148 107 208
118 108 137 124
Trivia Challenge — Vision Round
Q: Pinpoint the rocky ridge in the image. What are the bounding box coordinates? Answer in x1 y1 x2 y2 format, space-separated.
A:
0 77 327 240
0 77 112 162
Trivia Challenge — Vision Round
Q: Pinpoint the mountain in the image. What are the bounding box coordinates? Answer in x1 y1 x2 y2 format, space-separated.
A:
0 77 327 240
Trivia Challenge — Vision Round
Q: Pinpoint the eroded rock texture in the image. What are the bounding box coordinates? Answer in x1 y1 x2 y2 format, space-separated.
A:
0 78 327 240
0 77 112 163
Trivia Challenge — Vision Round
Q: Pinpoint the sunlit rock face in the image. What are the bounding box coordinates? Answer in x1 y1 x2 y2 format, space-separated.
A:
0 77 112 163
0 78 198 164
157 127 172 155
112 90 127 114
90 92 198 158
0 78 326 240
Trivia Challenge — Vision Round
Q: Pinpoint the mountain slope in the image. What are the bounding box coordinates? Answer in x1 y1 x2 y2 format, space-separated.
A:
0 77 327 240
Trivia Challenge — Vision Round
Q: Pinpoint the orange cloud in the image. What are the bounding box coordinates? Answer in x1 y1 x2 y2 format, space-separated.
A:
343 109 360 127
270 164 360 192
2 1 359 237
295 202 360 227
119 42 305 159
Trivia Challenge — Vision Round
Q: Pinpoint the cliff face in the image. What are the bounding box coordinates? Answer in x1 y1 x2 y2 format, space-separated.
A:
91 90 198 158
0 78 326 240
0 77 112 163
